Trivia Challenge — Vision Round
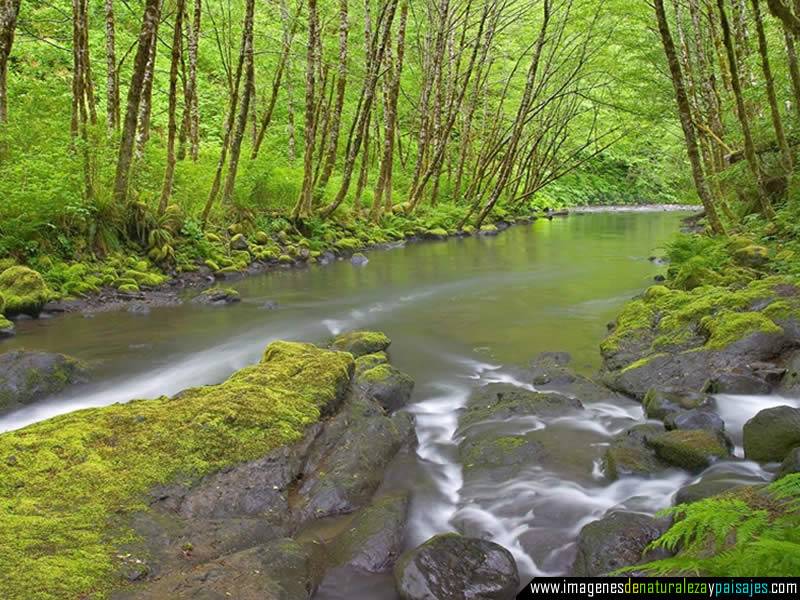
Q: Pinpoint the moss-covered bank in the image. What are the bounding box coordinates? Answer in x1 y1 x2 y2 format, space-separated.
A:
0 341 354 599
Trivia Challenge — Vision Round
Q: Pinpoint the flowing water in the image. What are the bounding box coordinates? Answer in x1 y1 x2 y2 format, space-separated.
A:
0 210 782 597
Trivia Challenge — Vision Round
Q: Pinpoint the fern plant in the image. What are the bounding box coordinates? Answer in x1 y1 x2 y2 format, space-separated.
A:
637 474 800 576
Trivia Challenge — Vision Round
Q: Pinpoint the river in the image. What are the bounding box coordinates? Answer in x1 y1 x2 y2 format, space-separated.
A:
0 210 777 597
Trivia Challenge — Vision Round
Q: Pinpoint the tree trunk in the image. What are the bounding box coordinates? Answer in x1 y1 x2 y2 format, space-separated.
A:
113 0 162 203
280 0 298 161
784 28 800 119
655 0 725 234
319 0 400 219
104 0 120 131
158 0 186 214
0 0 21 124
717 0 775 218
751 0 793 174
221 0 256 205
294 0 319 219
186 0 201 160
315 0 350 192
136 12 161 157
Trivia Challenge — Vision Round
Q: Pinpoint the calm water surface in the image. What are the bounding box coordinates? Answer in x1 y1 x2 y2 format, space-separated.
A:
4 211 772 597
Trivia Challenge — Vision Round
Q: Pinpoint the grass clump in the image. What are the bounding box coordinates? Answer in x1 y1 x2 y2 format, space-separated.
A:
0 341 354 599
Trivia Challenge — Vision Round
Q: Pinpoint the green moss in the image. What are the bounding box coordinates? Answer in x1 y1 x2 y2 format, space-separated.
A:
600 299 655 354
648 430 729 471
426 228 448 237
480 224 498 233
0 266 52 316
335 237 360 252
701 311 781 349
121 269 167 288
204 259 220 272
354 351 389 375
278 254 294 264
331 331 391 357
117 283 140 294
0 341 354 599
254 231 271 245
359 363 393 383
0 314 12 332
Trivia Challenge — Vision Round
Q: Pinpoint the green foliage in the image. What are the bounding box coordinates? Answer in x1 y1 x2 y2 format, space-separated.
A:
638 475 800 576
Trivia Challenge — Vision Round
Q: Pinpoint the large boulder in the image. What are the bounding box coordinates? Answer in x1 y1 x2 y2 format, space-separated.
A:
674 478 746 505
354 363 414 412
603 424 669 480
647 430 731 471
394 533 519 600
571 511 670 576
0 350 88 412
331 331 391 357
743 406 800 462
0 266 51 317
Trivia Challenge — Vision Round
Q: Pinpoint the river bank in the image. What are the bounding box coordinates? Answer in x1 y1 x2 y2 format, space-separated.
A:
0 204 694 334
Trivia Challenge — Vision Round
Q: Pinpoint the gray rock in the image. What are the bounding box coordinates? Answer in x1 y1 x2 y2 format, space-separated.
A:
458 383 583 434
230 233 250 251
294 395 414 522
394 533 519 600
775 447 800 480
350 253 369 266
327 492 409 573
460 433 546 480
674 478 744 505
261 300 279 310
643 389 714 421
571 511 670 576
743 406 800 462
647 430 731 471
355 364 415 412
703 372 772 395
191 287 241 305
778 350 800 396
603 424 669 480
0 350 88 412
127 303 151 315
0 319 14 338
664 409 726 435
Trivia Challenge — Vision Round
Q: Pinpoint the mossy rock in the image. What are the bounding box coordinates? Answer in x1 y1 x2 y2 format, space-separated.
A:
355 363 414 412
733 244 769 268
461 224 475 235
191 287 240 305
335 237 361 252
331 331 391 357
743 406 800 462
478 224 499 236
643 389 714 421
459 434 545 480
424 228 449 240
0 341 354 597
647 430 731 471
121 269 167 288
0 350 88 411
254 231 271 245
203 259 220 272
355 351 389 375
0 315 14 338
700 311 781 350
0 266 52 317
278 254 294 264
229 233 249 251
603 424 668 480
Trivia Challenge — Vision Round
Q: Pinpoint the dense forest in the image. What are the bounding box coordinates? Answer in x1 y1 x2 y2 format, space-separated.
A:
4 0 800 596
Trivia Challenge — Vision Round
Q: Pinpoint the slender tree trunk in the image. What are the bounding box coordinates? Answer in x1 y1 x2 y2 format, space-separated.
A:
186 0 201 160
371 0 407 220
294 0 319 219
751 0 793 174
221 0 256 205
81 0 97 125
113 0 162 203
0 0 21 124
717 0 775 218
784 28 800 119
316 0 350 192
252 0 301 159
655 0 725 234
104 0 120 131
158 0 186 214
136 11 161 156
319 0 400 218
200 0 248 224
280 0 298 161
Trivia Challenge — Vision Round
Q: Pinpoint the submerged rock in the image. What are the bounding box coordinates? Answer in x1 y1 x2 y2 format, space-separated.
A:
331 330 391 357
647 429 731 471
191 286 241 305
355 363 415 412
458 383 582 433
459 434 546 480
643 389 714 421
571 511 670 576
604 424 669 480
394 533 519 600
0 350 88 412
350 253 369 266
743 406 800 463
